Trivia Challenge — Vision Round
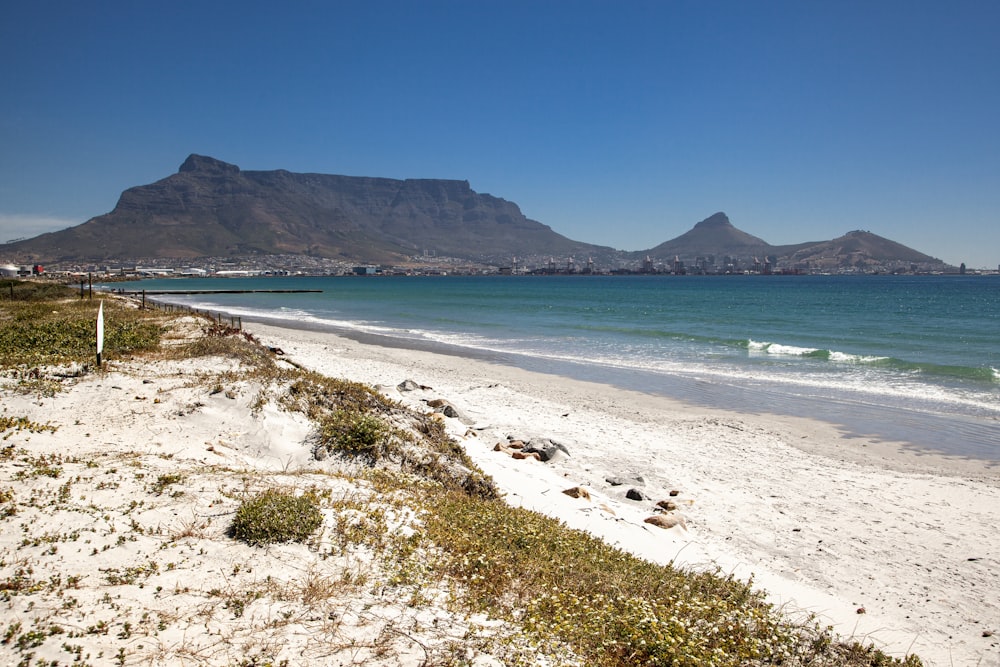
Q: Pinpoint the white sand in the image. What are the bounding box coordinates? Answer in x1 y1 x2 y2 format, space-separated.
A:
1 317 997 665
250 322 1000 666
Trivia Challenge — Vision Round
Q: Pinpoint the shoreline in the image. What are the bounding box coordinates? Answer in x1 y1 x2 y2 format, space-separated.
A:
237 313 1000 478
246 319 1000 666
134 279 1000 464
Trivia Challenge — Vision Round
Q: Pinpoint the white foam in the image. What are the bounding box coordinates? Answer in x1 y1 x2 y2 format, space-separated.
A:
747 339 817 356
828 351 888 364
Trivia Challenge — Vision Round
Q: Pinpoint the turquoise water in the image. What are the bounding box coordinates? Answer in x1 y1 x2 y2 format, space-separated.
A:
122 275 1000 461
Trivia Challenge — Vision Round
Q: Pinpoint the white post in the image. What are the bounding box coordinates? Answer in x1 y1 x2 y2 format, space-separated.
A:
96 301 105 367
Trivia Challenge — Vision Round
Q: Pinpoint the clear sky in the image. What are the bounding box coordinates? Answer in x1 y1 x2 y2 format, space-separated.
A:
2 1 998 268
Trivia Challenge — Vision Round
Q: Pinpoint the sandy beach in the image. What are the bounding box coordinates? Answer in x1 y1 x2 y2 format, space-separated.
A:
2 317 997 666
249 322 1000 666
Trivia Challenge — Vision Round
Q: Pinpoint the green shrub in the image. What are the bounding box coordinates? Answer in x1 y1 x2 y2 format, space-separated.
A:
0 296 162 367
319 409 391 460
287 372 394 417
412 489 919 666
231 489 323 546
0 280 76 301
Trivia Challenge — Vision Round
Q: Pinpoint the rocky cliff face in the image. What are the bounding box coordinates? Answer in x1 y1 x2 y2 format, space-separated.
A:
4 155 611 264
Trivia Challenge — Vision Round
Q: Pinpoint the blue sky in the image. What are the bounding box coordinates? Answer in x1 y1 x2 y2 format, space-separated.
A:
1 1 998 268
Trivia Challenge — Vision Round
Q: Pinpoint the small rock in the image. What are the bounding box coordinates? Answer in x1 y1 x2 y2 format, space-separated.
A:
657 500 677 511
524 438 570 462
856 607 866 615
562 486 591 500
626 488 647 501
669 489 680 497
507 439 525 449
512 451 541 461
397 379 422 392
425 399 460 418
607 474 644 486
644 514 685 529
314 446 330 461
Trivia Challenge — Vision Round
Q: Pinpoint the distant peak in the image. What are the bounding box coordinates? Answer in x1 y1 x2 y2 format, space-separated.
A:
179 154 240 175
693 212 731 228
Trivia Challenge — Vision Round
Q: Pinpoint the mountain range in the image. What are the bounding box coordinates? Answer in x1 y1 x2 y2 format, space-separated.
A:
1 155 951 271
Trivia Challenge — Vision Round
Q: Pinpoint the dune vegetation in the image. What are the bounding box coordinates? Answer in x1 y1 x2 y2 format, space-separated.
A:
0 279 922 666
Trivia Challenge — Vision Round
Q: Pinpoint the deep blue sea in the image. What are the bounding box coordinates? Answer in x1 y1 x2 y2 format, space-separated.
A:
120 275 1000 461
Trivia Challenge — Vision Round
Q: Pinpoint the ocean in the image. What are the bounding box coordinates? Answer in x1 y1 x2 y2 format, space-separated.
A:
120 274 1000 462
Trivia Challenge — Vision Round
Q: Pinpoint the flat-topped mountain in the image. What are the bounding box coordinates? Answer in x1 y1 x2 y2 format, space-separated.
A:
0 155 952 271
3 155 612 265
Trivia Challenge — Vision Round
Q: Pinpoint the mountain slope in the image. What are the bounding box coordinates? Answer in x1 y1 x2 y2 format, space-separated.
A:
2 155 611 264
776 230 945 269
631 213 949 271
640 212 773 260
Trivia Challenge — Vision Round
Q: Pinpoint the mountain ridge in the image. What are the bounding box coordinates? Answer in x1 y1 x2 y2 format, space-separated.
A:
0 155 952 272
6 155 611 265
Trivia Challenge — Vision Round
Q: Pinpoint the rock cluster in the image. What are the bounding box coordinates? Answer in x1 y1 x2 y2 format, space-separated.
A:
490 435 570 463
401 379 690 533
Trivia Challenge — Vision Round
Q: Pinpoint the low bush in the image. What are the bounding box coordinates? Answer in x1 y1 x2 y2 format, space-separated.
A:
0 280 76 301
319 409 393 461
231 489 323 546
0 290 163 367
